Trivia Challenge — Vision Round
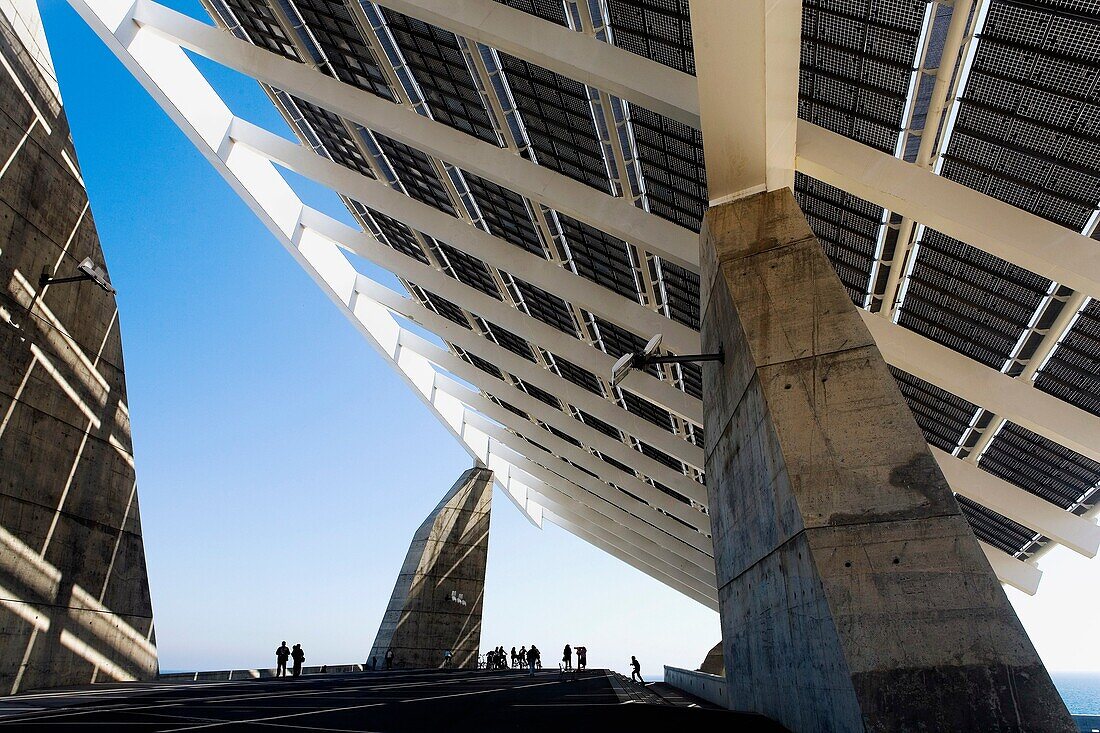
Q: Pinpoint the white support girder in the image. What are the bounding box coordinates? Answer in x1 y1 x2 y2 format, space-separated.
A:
798 121 1100 303
933 447 1100 559
228 117 700 356
690 0 801 200
370 0 699 129
978 541 1042 596
127 0 701 270
861 310 1100 464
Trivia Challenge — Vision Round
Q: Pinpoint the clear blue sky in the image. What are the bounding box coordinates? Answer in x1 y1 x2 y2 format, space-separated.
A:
37 0 1099 677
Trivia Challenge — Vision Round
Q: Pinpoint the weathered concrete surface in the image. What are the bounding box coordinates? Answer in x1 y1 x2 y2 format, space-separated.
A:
0 5 156 693
700 189 1073 732
699 642 723 676
369 467 492 670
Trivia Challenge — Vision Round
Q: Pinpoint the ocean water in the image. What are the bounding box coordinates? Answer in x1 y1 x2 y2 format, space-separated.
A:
1054 673 1100 716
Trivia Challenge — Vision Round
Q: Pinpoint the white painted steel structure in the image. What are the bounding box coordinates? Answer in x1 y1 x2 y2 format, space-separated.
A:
61 0 1100 600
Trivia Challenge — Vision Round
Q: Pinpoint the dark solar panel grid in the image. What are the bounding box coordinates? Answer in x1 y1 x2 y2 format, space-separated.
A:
628 104 706 230
482 321 537 361
420 289 472 328
1034 300 1100 416
513 279 579 336
492 0 568 26
890 366 977 452
638 441 685 473
372 132 457 215
460 348 504 380
798 66 908 131
798 97 902 152
896 229 1051 368
600 452 637 476
558 214 640 302
434 241 502 300
678 361 702 400
219 0 301 59
651 481 691 505
499 54 612 193
378 9 500 144
543 422 582 447
622 391 675 433
291 0 394 99
578 410 623 441
290 97 376 178
489 394 529 419
365 208 430 264
462 171 546 257
957 495 1038 556
979 421 1100 509
552 356 603 395
659 261 700 330
516 378 563 409
606 0 695 75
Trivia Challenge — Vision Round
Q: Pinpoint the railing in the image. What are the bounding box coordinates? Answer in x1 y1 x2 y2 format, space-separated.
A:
157 664 364 681
663 666 727 708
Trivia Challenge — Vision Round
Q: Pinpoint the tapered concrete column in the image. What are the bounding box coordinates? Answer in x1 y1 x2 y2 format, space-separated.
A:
699 189 1073 732
369 466 492 670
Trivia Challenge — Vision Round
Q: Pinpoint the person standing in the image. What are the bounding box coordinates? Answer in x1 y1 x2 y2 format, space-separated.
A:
511 646 518 668
385 647 394 671
576 646 587 671
562 644 572 670
291 644 305 677
518 646 527 668
275 641 290 678
528 644 540 676
630 655 642 683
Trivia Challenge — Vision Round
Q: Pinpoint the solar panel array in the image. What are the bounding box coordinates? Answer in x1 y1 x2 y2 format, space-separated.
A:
207 0 1100 565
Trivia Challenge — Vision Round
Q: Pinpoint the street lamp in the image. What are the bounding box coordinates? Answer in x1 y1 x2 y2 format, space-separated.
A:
39 257 115 293
609 333 724 387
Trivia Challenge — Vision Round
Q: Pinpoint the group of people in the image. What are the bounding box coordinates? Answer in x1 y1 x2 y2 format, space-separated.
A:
365 648 396 671
274 641 306 678
559 644 587 671
485 645 541 671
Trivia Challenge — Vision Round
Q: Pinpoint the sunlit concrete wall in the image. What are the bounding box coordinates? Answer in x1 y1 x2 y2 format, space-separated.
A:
0 0 157 693
369 467 492 670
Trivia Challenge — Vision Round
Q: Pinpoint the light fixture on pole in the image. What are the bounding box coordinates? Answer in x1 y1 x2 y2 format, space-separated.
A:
609 333 724 388
39 257 115 293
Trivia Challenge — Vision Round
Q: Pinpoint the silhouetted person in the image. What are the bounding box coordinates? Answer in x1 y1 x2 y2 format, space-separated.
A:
577 646 587 670
443 649 453 669
385 648 394 670
563 644 572 670
291 644 305 677
630 655 642 683
511 646 518 668
368 656 377 671
528 644 540 676
518 646 527 667
275 641 290 678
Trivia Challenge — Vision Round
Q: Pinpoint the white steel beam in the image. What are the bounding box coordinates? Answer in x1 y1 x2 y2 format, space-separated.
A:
798 122 1100 303
229 117 700 356
371 0 699 129
355 274 705 469
690 0 800 200
861 310 1100 464
978 541 1042 596
128 0 701 270
933 447 1100 559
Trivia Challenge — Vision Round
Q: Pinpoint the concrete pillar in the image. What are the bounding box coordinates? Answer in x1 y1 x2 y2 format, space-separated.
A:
369 466 492 670
0 1 156 692
699 189 1073 732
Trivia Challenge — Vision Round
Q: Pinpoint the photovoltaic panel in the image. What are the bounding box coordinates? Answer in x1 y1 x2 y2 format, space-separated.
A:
557 214 639 302
659 260 700 330
957 495 1040 556
516 378 563 409
678 361 701 400
552 356 603 395
290 96 376 178
638 441 685 474
364 207 430 264
606 0 695 75
896 229 1051 369
512 278 579 336
462 170 546 257
498 53 612 193
492 0 568 26
628 104 706 230
372 132 457 216
890 366 978 452
460 348 504 380
480 320 536 361
543 421 582 447
378 9 501 145
433 241 502 300
579 410 623 441
622 391 675 433
290 0 395 100
418 288 472 328
979 422 1100 510
941 0 1100 231
216 0 301 59
1033 299 1100 416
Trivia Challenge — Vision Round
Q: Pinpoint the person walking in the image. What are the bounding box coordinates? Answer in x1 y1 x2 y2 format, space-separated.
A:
442 649 453 669
528 644 540 676
385 648 394 671
275 641 290 678
562 644 572 670
630 655 642 684
291 644 305 677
